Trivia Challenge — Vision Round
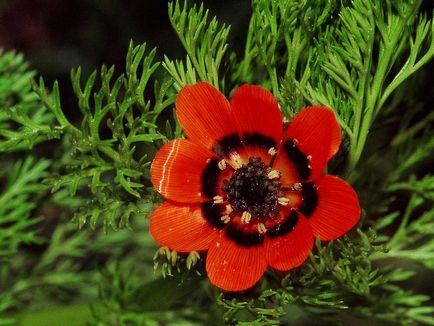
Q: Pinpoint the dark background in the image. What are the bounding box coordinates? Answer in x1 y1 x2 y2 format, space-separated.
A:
0 0 250 83
1 0 433 107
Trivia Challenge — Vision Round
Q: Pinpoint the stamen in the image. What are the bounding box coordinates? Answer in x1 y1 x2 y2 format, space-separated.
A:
257 222 267 234
307 155 312 161
293 182 302 191
283 116 290 124
268 147 277 156
241 211 252 224
218 159 227 170
233 157 243 169
267 169 281 179
278 197 290 206
220 215 231 224
221 156 282 219
213 195 224 204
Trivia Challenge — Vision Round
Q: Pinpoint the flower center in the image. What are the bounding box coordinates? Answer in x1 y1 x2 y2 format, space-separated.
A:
222 157 281 219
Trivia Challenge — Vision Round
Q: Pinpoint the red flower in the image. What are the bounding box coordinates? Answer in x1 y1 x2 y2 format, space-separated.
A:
150 82 360 291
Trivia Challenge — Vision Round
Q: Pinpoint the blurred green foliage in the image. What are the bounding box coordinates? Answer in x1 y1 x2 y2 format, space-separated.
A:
0 0 433 325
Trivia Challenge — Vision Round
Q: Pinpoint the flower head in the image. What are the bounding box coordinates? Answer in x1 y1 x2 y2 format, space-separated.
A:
150 82 360 291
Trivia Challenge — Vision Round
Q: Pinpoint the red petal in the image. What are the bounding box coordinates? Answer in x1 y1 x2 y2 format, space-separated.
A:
235 145 274 166
150 201 219 252
272 148 301 187
231 85 283 146
151 139 217 203
176 82 238 152
206 232 267 291
307 175 360 240
265 213 313 271
284 106 341 180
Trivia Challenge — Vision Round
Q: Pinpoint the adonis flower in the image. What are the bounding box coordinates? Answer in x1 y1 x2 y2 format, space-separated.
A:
150 82 360 291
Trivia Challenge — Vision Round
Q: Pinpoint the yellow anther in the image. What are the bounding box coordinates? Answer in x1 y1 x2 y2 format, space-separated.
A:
267 169 281 179
225 204 233 214
268 147 277 156
293 183 302 191
213 195 224 204
218 159 227 170
220 215 231 224
278 197 290 206
233 157 243 169
257 223 267 234
241 211 252 224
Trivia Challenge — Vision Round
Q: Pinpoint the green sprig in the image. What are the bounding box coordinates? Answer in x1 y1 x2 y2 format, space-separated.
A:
163 1 231 89
36 42 174 230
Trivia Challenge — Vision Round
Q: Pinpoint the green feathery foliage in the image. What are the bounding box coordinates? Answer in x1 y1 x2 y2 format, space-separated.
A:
88 1 434 324
0 48 167 325
163 1 231 90
0 158 48 324
236 0 434 173
0 158 48 259
1 0 434 325
35 42 175 231
0 50 59 151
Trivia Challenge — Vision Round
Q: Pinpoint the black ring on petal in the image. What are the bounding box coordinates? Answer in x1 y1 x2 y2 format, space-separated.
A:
212 132 277 158
298 182 318 217
267 210 299 238
282 139 311 180
225 223 264 247
212 134 242 157
243 132 277 149
201 158 221 198
201 201 226 229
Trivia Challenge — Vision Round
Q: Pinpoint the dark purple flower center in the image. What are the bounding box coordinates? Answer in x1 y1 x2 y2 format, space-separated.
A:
222 157 281 219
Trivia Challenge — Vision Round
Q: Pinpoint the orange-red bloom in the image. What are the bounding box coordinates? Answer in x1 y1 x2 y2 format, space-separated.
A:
150 82 360 291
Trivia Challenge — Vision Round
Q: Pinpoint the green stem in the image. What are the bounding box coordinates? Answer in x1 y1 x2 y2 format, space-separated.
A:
238 16 256 83
348 12 407 172
268 66 280 98
379 43 434 110
98 145 120 162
